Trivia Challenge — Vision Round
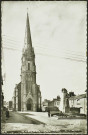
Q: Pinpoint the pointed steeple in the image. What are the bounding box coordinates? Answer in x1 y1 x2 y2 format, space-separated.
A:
24 11 32 51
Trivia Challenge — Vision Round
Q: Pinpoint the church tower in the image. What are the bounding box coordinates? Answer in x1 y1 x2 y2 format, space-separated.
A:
21 12 42 111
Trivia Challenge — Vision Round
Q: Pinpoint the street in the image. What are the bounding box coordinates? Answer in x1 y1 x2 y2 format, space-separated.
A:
1 111 87 134
5 111 43 124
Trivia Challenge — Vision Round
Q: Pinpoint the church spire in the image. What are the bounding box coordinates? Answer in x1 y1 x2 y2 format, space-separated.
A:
24 11 32 51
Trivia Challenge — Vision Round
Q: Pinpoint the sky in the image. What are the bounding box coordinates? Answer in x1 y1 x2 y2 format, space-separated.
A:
1 1 87 110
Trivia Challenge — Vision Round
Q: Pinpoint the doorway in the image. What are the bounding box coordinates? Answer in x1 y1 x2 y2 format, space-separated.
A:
26 98 33 111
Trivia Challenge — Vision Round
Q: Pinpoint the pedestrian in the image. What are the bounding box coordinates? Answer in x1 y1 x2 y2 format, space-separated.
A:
48 110 50 117
6 109 9 118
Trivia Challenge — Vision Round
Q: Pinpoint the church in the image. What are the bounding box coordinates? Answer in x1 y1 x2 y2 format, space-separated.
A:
21 12 42 111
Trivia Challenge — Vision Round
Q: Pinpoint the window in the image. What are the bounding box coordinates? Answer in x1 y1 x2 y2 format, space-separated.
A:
77 99 80 105
57 102 59 105
28 63 30 70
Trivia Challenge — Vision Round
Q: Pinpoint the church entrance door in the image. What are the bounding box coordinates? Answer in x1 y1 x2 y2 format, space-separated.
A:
26 98 33 111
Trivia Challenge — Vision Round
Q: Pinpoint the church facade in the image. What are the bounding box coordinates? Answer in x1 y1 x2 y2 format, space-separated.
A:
21 12 42 111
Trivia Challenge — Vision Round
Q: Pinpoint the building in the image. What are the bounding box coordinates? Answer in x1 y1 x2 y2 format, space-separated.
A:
8 101 13 110
62 88 87 114
1 92 4 109
12 87 16 111
3 101 9 108
1 76 5 121
21 12 42 111
16 82 21 111
1 76 4 110
42 99 50 111
69 94 87 114
12 82 21 111
42 96 61 111
48 96 61 109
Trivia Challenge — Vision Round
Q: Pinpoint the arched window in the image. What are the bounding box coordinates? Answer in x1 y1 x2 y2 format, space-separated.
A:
28 63 30 70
